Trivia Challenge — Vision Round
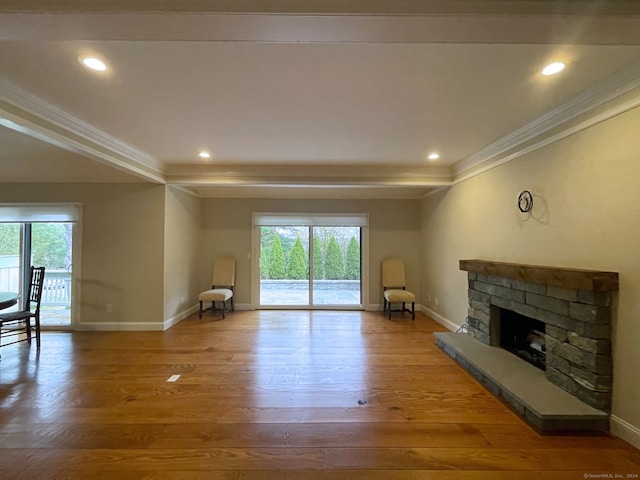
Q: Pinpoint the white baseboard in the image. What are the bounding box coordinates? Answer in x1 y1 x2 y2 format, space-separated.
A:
367 304 458 327
78 303 255 331
419 305 461 332
610 415 640 449
76 321 165 331
163 304 200 330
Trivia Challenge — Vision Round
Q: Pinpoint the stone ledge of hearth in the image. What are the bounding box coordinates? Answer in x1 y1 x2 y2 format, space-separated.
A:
434 332 609 433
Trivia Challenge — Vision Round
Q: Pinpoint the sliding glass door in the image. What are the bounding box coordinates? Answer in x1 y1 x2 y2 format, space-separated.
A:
0 222 74 327
0 204 80 328
254 214 367 309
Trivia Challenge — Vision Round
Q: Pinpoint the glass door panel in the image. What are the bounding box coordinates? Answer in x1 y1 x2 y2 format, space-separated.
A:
31 223 73 327
0 223 22 314
312 226 361 306
260 226 310 306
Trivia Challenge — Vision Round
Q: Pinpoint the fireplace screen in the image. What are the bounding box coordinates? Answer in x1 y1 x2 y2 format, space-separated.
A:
498 308 546 370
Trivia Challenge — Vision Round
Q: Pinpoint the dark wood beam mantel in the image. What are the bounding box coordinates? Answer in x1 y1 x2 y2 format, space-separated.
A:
459 259 619 292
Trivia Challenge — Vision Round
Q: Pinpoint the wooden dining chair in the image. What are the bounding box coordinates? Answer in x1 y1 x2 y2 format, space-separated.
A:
0 266 46 349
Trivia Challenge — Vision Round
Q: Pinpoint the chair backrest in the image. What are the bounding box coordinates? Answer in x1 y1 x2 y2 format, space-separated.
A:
382 257 407 288
212 257 236 287
25 266 46 312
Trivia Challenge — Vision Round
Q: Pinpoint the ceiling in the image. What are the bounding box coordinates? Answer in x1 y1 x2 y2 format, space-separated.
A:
1 1 640 199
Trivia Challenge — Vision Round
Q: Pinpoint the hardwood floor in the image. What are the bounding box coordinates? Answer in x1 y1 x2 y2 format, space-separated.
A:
0 310 638 479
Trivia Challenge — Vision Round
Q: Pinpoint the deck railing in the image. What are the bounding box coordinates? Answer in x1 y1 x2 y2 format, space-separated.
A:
0 265 19 293
42 270 71 306
0 266 71 307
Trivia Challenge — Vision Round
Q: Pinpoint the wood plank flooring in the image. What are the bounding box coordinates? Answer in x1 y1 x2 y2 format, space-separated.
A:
0 310 638 479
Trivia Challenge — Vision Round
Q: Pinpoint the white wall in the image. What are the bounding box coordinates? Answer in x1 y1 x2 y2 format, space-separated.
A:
163 186 201 327
200 198 421 307
419 106 640 446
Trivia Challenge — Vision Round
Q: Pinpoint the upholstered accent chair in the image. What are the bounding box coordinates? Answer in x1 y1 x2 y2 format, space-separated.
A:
198 257 236 319
382 257 415 320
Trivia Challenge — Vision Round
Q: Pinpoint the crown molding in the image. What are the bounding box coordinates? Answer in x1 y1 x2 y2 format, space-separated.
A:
190 185 433 200
166 184 201 198
166 164 453 188
419 185 450 199
2 0 640 15
5 0 640 18
3 11 640 45
169 175 453 188
454 90 640 186
453 59 640 183
0 78 164 183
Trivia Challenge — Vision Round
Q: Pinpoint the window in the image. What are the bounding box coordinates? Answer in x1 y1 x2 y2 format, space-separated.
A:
252 213 368 309
0 204 81 328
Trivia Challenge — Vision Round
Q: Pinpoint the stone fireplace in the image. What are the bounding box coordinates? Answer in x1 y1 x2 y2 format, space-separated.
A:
460 259 617 412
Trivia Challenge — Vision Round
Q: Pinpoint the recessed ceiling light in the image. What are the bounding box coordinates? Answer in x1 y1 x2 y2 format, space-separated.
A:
198 151 211 159
79 56 107 72
542 62 565 76
428 152 440 160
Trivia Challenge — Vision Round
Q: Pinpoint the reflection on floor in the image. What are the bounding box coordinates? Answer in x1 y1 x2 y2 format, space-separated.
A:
0 310 638 477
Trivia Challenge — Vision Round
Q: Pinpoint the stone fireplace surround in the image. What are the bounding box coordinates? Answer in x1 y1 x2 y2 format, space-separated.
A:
436 260 617 432
461 260 617 411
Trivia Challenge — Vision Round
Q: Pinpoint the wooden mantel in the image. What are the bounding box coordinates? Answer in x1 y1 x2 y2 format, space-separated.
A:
459 259 619 292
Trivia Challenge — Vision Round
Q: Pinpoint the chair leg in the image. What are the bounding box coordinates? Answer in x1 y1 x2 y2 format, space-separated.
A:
25 318 32 344
35 315 41 349
199 301 203 318
411 302 415 320
221 300 226 319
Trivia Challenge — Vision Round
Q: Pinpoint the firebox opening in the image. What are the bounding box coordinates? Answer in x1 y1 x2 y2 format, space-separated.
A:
498 308 546 371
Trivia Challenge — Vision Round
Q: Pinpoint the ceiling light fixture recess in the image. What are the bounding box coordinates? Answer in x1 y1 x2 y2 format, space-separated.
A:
198 151 211 159
428 152 440 160
542 62 565 76
79 56 107 72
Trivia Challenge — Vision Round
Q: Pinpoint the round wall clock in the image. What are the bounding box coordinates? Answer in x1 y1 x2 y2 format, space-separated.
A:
518 190 534 213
